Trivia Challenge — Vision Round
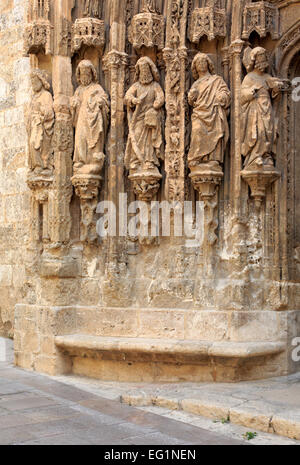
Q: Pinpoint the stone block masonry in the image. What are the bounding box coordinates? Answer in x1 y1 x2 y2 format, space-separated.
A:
0 0 30 338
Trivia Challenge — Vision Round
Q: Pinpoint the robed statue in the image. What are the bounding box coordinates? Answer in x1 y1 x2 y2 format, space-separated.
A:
83 0 102 18
241 47 285 170
188 53 231 172
124 56 165 173
71 60 109 176
26 69 54 176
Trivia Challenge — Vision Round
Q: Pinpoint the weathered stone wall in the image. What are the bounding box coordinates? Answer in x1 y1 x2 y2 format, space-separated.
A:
0 0 30 337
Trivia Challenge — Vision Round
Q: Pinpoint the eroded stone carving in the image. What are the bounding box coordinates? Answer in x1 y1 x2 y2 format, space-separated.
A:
24 0 53 56
188 53 230 243
242 1 280 40
83 0 102 18
72 17 105 54
125 56 164 200
129 1 165 51
26 69 55 178
189 1 226 42
188 53 230 173
71 60 109 176
241 47 283 208
71 60 110 242
163 0 188 203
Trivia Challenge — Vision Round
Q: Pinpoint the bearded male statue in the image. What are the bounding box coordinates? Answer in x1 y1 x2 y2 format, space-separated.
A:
124 56 164 174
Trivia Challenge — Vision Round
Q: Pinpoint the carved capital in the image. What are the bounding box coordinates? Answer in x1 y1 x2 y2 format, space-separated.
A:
27 174 53 203
102 50 128 71
229 39 245 57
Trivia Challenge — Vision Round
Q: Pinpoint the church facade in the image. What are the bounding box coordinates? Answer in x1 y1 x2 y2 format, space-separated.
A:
0 0 300 382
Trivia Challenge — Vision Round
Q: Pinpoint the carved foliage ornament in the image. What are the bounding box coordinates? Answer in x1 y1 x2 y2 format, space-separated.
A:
24 0 53 55
242 1 280 40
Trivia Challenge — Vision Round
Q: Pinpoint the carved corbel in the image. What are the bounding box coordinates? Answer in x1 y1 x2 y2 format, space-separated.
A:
242 1 280 40
24 0 53 56
128 171 162 203
72 175 102 243
241 169 280 211
190 167 223 246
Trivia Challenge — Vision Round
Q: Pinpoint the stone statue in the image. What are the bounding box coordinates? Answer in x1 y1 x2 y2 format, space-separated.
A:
188 53 230 172
241 47 284 170
26 69 54 176
124 56 164 173
71 60 109 176
83 0 102 18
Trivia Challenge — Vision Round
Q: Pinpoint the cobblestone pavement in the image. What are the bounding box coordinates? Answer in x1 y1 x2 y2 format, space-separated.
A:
0 362 246 445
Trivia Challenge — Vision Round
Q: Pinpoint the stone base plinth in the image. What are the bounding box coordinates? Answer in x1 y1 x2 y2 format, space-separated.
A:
14 304 300 382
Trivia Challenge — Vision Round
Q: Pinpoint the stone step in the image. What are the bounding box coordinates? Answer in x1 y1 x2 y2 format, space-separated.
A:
55 334 285 360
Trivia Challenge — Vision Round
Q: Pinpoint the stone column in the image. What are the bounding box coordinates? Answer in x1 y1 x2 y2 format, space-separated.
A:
40 0 77 278
164 0 188 205
101 1 131 306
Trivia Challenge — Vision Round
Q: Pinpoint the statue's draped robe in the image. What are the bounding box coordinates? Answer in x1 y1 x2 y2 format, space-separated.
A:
28 89 54 171
124 81 164 170
241 72 279 167
72 82 109 167
84 0 100 17
188 74 230 165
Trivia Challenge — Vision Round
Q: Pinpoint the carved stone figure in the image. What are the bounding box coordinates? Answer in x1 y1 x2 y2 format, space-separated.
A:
241 47 284 170
124 56 164 173
71 60 109 176
83 0 102 18
26 69 54 176
188 52 230 172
